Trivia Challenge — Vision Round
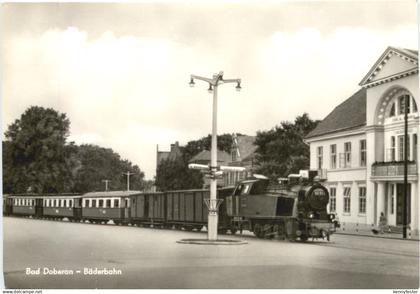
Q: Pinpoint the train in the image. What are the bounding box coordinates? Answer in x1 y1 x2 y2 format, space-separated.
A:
3 171 336 242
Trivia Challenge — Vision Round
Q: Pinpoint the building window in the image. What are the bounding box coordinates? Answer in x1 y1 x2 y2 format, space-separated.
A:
399 95 411 115
360 140 366 167
339 142 352 168
330 144 337 169
413 134 417 161
329 187 336 213
317 146 323 169
390 136 396 161
343 187 351 213
390 184 394 215
398 135 410 161
358 187 366 214
389 103 396 117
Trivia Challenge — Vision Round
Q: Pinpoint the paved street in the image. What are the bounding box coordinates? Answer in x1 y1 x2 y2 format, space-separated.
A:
3 216 419 289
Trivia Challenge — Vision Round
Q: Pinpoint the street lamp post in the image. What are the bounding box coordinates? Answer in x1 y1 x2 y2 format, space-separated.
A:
403 94 409 239
189 71 241 241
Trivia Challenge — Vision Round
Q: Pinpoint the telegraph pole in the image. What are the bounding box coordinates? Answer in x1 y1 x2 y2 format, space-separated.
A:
189 71 241 241
102 179 111 191
123 172 135 191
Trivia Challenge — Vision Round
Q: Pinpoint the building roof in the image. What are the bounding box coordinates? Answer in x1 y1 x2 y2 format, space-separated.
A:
359 47 418 87
306 88 367 139
189 149 232 164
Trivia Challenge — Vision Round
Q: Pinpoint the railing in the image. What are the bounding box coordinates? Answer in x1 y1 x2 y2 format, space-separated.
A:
371 161 417 177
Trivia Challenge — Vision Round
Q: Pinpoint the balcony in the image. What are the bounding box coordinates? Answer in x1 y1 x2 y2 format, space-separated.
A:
371 161 417 177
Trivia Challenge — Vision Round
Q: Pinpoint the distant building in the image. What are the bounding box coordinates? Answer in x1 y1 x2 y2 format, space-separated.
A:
305 47 419 239
224 134 258 186
188 134 258 188
156 142 182 173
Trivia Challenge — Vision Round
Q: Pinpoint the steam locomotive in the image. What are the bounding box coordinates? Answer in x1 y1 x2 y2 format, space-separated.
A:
226 171 336 241
3 171 335 242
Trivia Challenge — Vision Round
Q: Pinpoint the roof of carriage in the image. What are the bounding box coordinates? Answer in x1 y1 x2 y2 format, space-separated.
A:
81 190 143 198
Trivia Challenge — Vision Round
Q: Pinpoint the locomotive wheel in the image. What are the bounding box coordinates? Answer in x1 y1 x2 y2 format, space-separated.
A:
253 224 264 238
218 229 227 234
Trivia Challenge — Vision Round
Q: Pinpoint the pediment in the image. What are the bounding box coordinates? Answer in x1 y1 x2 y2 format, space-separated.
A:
359 47 418 87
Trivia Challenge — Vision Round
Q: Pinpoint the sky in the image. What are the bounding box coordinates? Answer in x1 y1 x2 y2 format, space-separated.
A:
1 1 418 180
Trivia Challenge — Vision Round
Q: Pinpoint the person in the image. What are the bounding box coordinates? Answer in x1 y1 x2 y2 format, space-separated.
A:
379 212 387 234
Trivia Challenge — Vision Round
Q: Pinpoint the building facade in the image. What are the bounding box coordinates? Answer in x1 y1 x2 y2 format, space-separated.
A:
306 47 419 238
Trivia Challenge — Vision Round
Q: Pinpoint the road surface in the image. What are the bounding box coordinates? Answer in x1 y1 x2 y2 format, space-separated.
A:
3 217 419 289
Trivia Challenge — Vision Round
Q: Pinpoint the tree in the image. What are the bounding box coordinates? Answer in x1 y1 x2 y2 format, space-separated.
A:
71 144 146 193
155 155 203 191
4 106 73 193
254 113 319 180
3 106 148 194
155 133 235 191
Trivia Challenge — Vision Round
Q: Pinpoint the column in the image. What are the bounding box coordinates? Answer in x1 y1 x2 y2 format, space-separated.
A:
410 183 419 239
366 181 376 225
376 182 386 225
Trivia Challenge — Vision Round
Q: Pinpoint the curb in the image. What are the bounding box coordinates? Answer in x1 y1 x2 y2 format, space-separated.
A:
177 238 248 245
335 231 419 241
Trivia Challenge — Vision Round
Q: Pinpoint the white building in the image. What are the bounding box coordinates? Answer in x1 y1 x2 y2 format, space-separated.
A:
305 47 419 238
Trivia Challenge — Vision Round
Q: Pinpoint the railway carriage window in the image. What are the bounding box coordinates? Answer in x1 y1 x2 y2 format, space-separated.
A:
106 199 111 208
99 200 104 208
70 200 73 207
92 199 97 208
114 199 119 208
